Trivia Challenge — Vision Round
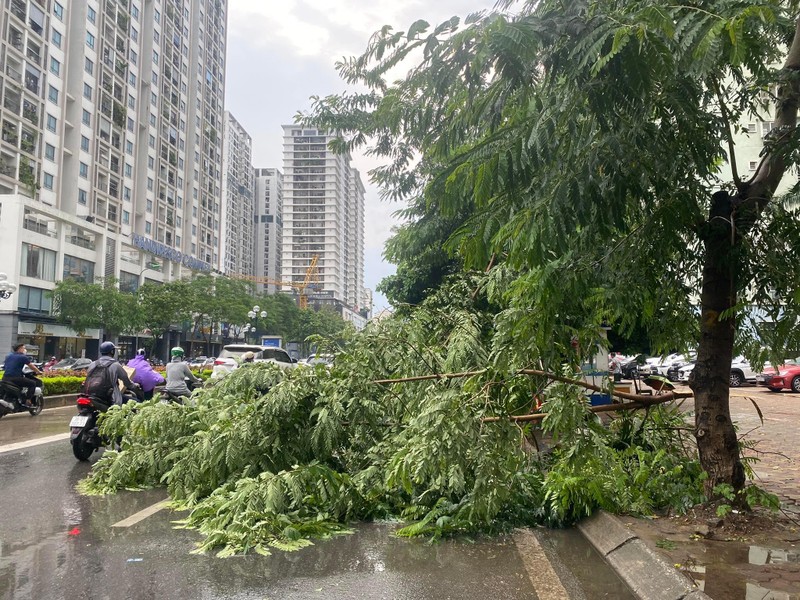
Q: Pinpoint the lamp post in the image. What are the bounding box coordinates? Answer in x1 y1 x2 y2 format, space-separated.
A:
0 272 17 300
247 305 267 345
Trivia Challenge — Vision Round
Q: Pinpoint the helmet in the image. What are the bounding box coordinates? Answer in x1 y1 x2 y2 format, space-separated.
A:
170 346 185 358
99 341 116 357
242 351 255 362
137 348 147 356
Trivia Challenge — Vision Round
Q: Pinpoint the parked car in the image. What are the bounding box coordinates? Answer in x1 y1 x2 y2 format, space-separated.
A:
189 356 214 369
757 362 800 392
51 358 92 372
211 344 296 379
306 353 335 367
676 356 758 387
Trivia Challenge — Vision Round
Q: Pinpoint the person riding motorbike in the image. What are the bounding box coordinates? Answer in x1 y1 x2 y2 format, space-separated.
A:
2 343 43 407
127 349 165 400
42 356 58 371
82 342 142 405
164 347 201 399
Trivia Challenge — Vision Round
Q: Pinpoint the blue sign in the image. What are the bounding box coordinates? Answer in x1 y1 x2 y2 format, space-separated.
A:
261 336 282 348
131 233 211 271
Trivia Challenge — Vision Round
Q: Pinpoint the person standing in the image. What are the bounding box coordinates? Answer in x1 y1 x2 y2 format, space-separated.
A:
609 352 624 382
2 343 43 406
127 349 165 400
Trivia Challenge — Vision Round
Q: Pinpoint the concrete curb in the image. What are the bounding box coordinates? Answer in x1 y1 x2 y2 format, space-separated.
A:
578 511 711 600
42 393 79 409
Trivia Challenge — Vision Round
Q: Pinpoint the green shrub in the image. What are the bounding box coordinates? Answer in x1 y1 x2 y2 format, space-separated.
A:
42 376 85 395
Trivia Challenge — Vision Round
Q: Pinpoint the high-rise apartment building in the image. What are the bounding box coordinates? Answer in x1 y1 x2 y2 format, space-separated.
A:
281 125 365 314
253 167 282 294
220 111 254 276
0 0 227 357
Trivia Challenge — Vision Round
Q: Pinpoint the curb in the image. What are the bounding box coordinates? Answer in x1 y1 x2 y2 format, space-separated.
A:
578 511 711 600
42 394 79 409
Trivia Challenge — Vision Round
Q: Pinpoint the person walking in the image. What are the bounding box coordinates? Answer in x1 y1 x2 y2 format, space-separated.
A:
127 349 165 400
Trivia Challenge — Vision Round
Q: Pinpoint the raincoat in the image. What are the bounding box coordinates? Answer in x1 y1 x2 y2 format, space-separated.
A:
126 355 165 393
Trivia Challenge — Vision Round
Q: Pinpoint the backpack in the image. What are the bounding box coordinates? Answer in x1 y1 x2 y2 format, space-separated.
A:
83 362 116 402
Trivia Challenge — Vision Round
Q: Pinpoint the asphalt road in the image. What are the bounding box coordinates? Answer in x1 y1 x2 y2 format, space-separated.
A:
0 407 634 600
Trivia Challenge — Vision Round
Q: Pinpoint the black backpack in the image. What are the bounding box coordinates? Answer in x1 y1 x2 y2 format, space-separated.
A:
83 362 115 402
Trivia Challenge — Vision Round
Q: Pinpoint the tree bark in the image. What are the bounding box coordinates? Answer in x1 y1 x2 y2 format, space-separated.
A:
691 17 800 498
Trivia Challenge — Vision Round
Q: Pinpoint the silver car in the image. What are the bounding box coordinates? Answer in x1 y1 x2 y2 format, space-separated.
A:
211 344 296 378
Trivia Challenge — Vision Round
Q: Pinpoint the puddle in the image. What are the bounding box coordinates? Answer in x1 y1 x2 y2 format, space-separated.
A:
681 541 800 599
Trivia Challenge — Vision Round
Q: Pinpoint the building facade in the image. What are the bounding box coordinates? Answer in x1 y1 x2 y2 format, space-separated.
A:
281 125 365 312
253 167 282 294
0 0 228 357
220 111 254 276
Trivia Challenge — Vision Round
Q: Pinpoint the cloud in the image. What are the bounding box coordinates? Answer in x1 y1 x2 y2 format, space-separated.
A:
226 0 493 310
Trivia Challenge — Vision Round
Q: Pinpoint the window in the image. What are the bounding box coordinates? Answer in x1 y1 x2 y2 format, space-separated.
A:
86 32 95 49
83 83 92 99
45 143 55 161
131 5 139 20
129 72 136 86
125 163 132 177
87 6 96 24
122 210 130 224
747 123 757 134
43 172 53 190
126 140 133 155
52 30 62 48
148 156 154 168
154 10 160 24
80 136 89 152
50 57 60 76
78 189 87 205
153 50 159 65
46 114 56 132
82 110 91 126
131 27 138 43
146 199 152 212
84 57 94 75
145 221 152 234
123 187 131 201
63 255 95 283
53 2 64 20
749 161 758 170
127 117 134 132
48 86 58 103
130 50 138 66
147 177 153 190
79 162 88 178
149 113 156 127
20 243 57 281
18 285 52 314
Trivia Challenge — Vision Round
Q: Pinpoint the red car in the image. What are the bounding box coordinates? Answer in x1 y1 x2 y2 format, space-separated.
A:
758 363 800 393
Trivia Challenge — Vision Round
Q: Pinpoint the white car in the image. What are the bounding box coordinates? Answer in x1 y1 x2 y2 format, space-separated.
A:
211 344 296 378
676 356 758 387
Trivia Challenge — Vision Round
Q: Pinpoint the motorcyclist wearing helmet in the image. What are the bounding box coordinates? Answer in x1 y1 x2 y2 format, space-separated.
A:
83 342 140 405
127 348 165 400
164 346 201 398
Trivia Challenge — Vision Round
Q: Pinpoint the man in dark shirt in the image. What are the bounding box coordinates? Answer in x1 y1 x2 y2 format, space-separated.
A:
83 342 139 405
2 343 43 405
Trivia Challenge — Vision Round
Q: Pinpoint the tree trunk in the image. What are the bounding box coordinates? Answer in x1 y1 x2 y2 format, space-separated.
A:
690 192 745 497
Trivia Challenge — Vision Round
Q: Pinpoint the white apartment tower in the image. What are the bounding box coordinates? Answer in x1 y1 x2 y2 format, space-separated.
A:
281 125 365 310
0 0 228 355
253 167 283 294
220 111 254 276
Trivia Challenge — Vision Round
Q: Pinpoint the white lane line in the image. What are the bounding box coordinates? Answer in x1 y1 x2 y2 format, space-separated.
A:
112 500 170 528
513 529 571 600
0 433 71 454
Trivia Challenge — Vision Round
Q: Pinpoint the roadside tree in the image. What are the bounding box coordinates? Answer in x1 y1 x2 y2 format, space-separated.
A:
307 0 800 497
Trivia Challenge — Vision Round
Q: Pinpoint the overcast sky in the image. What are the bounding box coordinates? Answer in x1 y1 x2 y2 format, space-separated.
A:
224 0 492 311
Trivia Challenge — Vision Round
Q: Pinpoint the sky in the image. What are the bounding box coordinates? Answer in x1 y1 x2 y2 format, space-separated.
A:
224 0 493 311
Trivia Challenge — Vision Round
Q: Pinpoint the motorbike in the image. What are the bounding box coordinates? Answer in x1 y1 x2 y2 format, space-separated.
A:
0 370 44 418
69 385 143 461
162 378 197 403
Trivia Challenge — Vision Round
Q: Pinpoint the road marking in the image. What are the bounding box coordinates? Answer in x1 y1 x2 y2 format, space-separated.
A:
513 529 571 600
112 500 170 528
0 433 71 454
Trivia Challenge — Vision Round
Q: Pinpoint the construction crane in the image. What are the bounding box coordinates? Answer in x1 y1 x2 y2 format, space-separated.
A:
231 255 320 309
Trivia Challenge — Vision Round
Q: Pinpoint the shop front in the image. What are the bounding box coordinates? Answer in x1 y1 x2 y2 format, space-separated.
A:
16 321 100 362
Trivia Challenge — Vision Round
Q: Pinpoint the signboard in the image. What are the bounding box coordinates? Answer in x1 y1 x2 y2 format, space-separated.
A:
130 233 211 271
261 336 282 348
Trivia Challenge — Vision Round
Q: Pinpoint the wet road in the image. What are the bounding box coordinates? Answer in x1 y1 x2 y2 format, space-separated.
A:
0 409 634 600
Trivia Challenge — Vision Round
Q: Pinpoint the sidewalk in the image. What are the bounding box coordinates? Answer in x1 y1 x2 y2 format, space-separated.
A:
615 387 800 599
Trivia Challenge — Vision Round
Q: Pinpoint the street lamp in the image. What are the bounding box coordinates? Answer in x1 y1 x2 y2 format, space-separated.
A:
139 261 161 285
247 305 267 345
0 272 17 300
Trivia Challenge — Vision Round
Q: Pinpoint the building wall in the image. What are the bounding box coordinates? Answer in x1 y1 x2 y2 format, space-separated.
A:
220 111 254 276
0 0 228 352
253 167 283 294
281 124 364 309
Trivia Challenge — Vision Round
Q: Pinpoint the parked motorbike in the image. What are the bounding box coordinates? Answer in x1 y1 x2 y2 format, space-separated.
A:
0 371 44 418
69 386 143 461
